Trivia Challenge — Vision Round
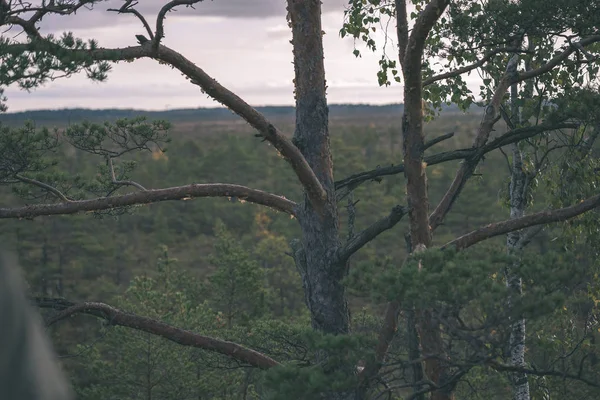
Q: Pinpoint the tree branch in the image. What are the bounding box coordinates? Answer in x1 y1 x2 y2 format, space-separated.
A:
155 1 202 49
335 123 574 192
443 193 600 250
404 0 450 65
0 183 297 219
395 0 409 68
338 205 408 262
428 52 520 232
14 174 72 202
516 36 600 83
107 2 154 40
486 360 600 389
2 38 327 211
107 157 147 191
423 47 525 87
35 297 280 370
424 132 455 150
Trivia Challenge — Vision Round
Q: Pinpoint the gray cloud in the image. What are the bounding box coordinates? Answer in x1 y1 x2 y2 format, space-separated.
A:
35 0 349 31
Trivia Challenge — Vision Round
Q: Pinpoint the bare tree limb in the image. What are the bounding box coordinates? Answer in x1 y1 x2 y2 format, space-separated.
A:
2 38 327 211
516 36 600 83
155 1 202 49
14 174 72 202
486 360 600 389
424 132 455 150
428 52 520 232
0 183 297 219
335 123 575 192
107 157 147 191
338 205 408 262
35 297 280 370
443 193 600 250
107 2 154 40
423 47 525 87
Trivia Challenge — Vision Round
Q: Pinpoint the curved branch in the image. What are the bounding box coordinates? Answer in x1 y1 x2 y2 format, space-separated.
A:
423 47 524 87
0 183 297 219
35 298 280 370
405 0 450 65
107 157 147 191
107 3 154 40
338 205 408 262
155 1 202 48
2 39 326 211
158 45 328 208
443 193 600 250
14 174 72 202
516 36 600 83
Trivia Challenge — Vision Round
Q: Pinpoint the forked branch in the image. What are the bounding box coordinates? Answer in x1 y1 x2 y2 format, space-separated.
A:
36 297 280 370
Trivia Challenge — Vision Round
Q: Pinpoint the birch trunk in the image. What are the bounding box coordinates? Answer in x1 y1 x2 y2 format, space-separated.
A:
505 83 531 400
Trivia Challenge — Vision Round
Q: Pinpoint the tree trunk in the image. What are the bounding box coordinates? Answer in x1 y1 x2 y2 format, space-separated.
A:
505 82 531 400
287 2 354 398
287 0 348 337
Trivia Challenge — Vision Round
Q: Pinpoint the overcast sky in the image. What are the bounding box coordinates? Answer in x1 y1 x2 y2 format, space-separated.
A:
3 1 479 112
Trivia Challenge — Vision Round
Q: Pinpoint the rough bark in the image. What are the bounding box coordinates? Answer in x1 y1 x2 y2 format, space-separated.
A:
286 0 348 338
287 2 356 399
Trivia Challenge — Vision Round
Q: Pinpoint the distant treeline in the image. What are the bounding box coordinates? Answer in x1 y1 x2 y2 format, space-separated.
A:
0 103 466 124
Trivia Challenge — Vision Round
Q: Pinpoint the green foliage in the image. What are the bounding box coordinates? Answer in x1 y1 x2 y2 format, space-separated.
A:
74 247 218 400
0 121 59 182
206 221 267 327
0 32 110 109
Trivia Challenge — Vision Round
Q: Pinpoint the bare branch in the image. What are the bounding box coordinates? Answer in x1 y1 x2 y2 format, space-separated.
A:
429 52 520 232
424 132 455 150
107 157 147 191
516 36 600 83
335 123 575 192
2 37 327 211
486 360 600 389
156 44 327 209
338 205 408 262
35 298 280 370
358 300 400 393
14 174 72 202
0 183 297 219
443 193 600 250
155 1 201 49
107 2 154 40
423 48 525 87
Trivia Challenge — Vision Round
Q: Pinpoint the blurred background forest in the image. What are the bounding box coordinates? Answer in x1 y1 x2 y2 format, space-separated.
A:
1 104 598 399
